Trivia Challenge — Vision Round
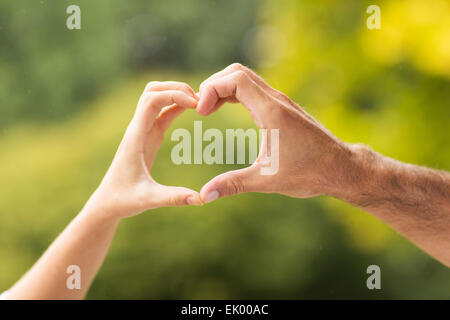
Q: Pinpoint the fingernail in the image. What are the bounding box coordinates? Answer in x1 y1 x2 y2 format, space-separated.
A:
189 97 198 107
186 195 202 206
204 190 219 203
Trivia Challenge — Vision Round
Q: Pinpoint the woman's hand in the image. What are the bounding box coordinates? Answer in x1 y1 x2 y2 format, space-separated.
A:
6 81 203 300
87 81 203 220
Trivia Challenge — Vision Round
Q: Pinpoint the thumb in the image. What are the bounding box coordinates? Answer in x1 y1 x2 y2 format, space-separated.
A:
200 166 259 203
150 185 203 208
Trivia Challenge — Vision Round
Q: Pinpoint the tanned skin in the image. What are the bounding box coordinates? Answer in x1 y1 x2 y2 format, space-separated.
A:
333 144 450 265
5 64 449 300
197 63 450 267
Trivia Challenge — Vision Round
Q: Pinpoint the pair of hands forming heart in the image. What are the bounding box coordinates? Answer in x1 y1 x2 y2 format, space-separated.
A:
8 65 450 302
87 63 352 219
8 66 450 301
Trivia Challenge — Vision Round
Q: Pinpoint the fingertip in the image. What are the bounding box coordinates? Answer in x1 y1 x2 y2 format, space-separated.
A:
188 96 198 108
186 194 203 206
196 96 215 116
196 85 218 116
203 190 219 204
196 102 209 116
200 182 220 204
196 109 209 117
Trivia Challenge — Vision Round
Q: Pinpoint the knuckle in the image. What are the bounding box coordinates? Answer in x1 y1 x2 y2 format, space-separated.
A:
233 70 249 84
200 81 213 95
168 91 178 104
229 62 246 72
145 81 159 91
227 174 245 195
142 92 159 108
166 195 175 206
145 91 156 102
199 79 209 92
274 89 292 104
180 82 192 92
168 194 183 206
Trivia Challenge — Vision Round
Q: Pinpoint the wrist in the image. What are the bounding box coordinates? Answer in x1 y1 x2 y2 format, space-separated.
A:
324 143 384 204
80 189 124 225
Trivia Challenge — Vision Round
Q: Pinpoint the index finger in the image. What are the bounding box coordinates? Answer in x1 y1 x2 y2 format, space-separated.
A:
125 90 197 151
197 70 273 128
200 63 286 104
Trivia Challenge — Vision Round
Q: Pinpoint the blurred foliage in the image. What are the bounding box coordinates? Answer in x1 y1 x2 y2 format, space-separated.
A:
0 0 257 129
0 0 449 299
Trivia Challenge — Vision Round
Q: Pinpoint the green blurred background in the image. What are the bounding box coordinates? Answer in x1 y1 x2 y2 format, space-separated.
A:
0 0 449 299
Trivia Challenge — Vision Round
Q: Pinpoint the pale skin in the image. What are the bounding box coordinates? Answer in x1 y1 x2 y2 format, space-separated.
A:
5 64 449 299
6 82 202 299
196 63 450 267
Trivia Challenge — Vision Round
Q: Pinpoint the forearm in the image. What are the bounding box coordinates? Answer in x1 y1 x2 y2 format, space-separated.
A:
7 200 121 299
3 82 199 300
328 143 450 266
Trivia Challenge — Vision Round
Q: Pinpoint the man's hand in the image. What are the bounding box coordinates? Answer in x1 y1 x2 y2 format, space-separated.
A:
197 63 450 266
87 81 203 219
197 63 353 202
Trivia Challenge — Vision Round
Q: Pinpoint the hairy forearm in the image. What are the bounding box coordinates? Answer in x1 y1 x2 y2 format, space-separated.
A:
329 143 450 266
7 201 120 300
